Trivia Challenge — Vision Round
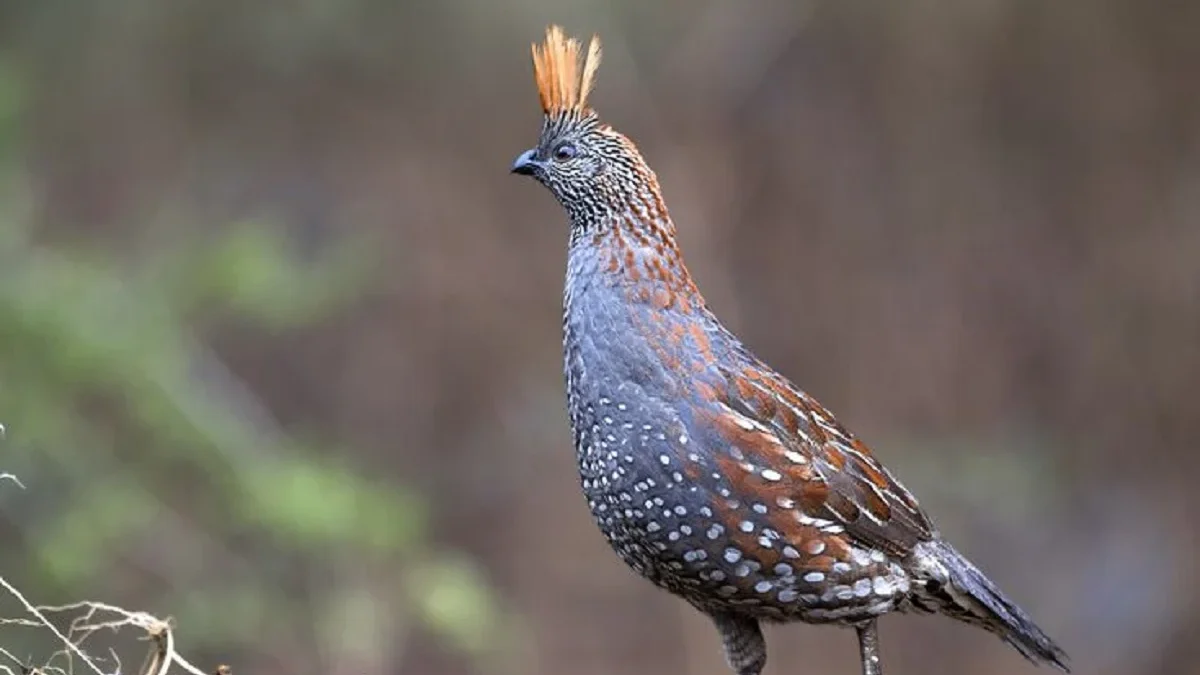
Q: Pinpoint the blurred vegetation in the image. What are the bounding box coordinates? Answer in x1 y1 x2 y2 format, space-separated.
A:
0 52 510 672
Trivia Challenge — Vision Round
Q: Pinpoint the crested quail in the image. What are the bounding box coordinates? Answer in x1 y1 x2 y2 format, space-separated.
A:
510 25 1069 675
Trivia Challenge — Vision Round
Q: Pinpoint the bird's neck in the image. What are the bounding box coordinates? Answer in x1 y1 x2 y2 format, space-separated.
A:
565 188 701 315
562 202 735 401
560 177 747 405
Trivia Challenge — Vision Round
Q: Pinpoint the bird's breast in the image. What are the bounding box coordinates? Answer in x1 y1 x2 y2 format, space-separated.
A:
560 273 747 580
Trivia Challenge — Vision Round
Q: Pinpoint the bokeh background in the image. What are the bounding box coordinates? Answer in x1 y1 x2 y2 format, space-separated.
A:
0 1 1197 674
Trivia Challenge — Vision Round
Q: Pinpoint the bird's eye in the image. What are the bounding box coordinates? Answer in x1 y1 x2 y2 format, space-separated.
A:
553 142 578 161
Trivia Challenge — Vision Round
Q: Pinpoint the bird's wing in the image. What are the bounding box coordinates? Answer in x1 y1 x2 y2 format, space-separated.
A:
699 362 937 558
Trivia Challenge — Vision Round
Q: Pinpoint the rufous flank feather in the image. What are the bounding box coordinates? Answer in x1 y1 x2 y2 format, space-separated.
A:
531 25 602 115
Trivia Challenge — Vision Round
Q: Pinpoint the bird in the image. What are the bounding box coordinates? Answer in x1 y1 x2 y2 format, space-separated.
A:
510 25 1069 675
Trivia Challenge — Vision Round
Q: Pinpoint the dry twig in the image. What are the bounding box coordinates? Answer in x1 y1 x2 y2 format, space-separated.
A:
0 576 221 675
0 476 222 675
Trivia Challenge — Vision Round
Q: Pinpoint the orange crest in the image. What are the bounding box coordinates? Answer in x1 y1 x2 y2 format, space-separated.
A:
531 25 602 115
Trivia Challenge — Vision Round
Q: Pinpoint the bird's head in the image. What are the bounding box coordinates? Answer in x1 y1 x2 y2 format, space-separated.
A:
512 26 657 226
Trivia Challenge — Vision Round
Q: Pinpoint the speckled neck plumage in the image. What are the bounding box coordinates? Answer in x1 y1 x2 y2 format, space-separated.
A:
562 182 709 416
565 169 689 295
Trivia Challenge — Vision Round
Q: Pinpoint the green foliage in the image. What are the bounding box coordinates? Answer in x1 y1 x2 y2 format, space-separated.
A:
0 54 509 671
33 478 159 585
244 454 429 553
162 219 376 328
405 556 505 658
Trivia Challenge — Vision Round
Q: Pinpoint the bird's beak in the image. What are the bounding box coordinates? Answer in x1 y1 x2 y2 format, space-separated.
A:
510 148 542 176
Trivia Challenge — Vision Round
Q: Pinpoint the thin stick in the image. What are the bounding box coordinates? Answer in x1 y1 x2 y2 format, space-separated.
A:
0 581 214 675
0 575 109 675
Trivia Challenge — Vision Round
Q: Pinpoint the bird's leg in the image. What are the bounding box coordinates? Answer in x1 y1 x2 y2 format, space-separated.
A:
856 619 883 675
711 613 766 675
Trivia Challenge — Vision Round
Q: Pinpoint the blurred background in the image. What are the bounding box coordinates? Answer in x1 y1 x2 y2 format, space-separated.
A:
0 1 1197 674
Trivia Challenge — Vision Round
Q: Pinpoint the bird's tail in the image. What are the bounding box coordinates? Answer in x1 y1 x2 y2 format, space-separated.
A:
908 540 1069 671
